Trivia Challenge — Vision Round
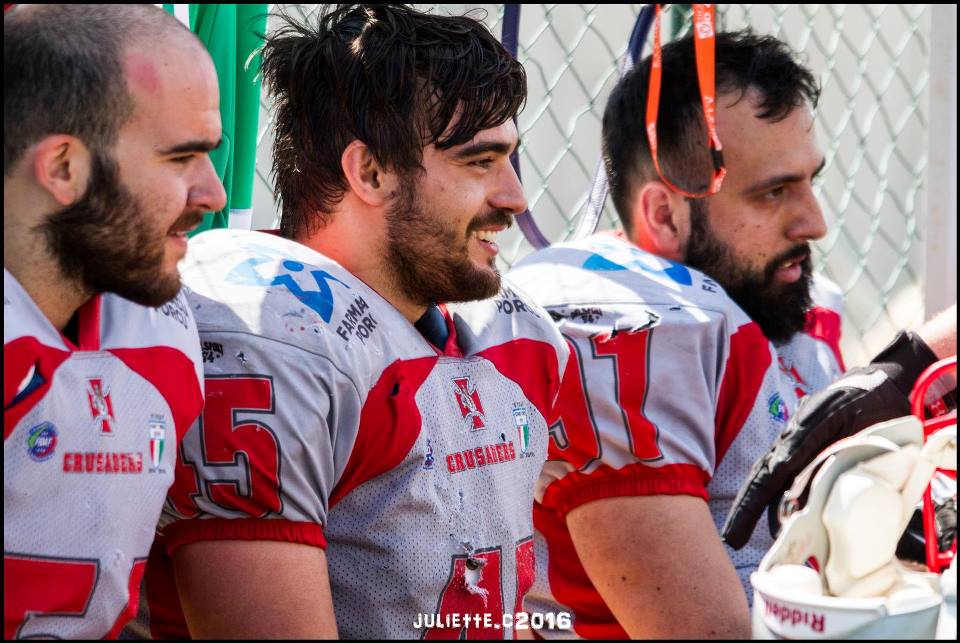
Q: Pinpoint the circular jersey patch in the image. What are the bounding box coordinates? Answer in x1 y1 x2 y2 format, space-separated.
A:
26 422 58 462
767 393 790 424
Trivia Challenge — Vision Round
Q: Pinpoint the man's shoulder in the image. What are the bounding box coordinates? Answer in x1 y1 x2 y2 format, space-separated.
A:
447 281 569 366
4 269 62 348
93 291 203 386
183 230 394 340
507 233 751 330
810 272 844 316
4 268 200 357
181 229 431 390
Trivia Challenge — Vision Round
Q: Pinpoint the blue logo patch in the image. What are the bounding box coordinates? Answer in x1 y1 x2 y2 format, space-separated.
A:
226 244 351 322
768 393 789 424
582 240 692 286
27 422 58 462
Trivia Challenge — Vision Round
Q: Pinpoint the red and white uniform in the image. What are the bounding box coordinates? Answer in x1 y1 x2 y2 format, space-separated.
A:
508 234 841 639
3 270 203 640
143 229 569 639
777 273 845 398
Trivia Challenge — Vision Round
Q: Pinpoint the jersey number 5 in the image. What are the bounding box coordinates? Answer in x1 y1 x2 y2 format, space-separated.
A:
168 375 282 518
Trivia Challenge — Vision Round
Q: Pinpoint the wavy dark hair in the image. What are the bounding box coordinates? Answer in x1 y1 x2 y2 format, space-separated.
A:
603 29 820 235
260 4 527 239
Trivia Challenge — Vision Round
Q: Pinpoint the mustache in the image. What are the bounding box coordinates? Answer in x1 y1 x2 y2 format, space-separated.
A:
467 209 514 234
764 243 812 280
168 210 206 235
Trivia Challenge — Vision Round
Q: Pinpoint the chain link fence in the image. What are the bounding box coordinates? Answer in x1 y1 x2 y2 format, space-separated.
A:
253 4 945 367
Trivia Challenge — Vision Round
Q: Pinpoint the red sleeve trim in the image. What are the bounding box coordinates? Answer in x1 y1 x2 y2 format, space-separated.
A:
162 518 327 554
540 462 709 519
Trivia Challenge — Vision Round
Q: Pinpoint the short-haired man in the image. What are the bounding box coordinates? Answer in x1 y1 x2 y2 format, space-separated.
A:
509 31 840 638
4 4 225 639
139 5 568 639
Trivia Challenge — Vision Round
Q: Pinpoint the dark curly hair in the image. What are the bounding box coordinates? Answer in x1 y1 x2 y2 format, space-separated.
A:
603 29 820 235
260 4 527 239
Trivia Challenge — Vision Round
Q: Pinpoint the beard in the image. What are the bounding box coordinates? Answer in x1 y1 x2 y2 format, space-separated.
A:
683 198 813 344
384 177 512 306
37 149 201 308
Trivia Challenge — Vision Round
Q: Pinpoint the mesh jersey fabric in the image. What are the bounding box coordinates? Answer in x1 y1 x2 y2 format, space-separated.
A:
508 233 842 639
4 269 203 640
142 229 570 639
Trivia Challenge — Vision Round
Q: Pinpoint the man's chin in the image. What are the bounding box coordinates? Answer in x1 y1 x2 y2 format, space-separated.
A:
735 278 812 344
92 269 182 308
443 266 502 303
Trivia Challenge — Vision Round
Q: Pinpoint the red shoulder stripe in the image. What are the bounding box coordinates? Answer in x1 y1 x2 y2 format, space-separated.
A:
329 356 437 508
715 322 771 465
804 306 845 371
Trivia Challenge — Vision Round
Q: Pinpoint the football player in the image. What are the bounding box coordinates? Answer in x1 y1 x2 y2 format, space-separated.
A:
4 5 225 639
509 30 841 638
724 304 956 550
137 5 569 639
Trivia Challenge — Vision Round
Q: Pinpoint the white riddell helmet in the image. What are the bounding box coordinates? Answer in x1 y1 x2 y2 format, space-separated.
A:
750 411 957 639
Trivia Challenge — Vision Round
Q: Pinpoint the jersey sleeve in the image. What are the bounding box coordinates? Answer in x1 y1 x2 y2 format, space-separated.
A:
159 329 363 553
535 304 778 520
536 308 710 516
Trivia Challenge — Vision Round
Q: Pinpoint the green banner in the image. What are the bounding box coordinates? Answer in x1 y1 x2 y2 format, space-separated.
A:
163 4 267 233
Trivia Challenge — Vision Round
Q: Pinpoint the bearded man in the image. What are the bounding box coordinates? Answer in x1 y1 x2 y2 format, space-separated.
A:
508 30 842 639
136 5 569 639
4 4 225 639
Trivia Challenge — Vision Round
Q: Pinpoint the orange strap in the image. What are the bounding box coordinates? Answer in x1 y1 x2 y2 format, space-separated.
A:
645 4 726 198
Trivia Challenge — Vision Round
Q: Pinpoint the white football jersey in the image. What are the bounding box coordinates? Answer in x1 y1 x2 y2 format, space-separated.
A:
141 230 569 639
776 273 845 398
509 233 824 639
3 270 203 640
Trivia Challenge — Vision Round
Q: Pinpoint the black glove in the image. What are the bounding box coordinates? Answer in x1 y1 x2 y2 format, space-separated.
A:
721 330 944 550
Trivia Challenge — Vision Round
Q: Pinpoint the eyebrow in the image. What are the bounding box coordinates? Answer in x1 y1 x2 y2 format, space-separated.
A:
742 157 827 194
158 138 223 156
452 138 521 160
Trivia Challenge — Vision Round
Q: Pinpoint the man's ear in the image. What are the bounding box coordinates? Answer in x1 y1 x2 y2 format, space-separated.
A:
341 140 397 207
31 135 93 206
627 181 688 261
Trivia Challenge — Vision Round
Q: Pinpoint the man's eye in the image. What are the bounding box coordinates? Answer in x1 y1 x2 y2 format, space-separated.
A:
171 155 193 164
472 157 495 168
765 186 785 200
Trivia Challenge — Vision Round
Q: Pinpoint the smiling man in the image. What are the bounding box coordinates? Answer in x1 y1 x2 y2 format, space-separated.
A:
4 4 225 639
136 5 569 639
509 31 843 638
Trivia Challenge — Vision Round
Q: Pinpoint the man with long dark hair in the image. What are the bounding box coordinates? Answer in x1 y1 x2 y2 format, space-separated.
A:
510 30 839 638
4 4 225 639
142 5 568 639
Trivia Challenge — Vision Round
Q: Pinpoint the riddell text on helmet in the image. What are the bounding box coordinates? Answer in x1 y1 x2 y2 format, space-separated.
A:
764 598 826 633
